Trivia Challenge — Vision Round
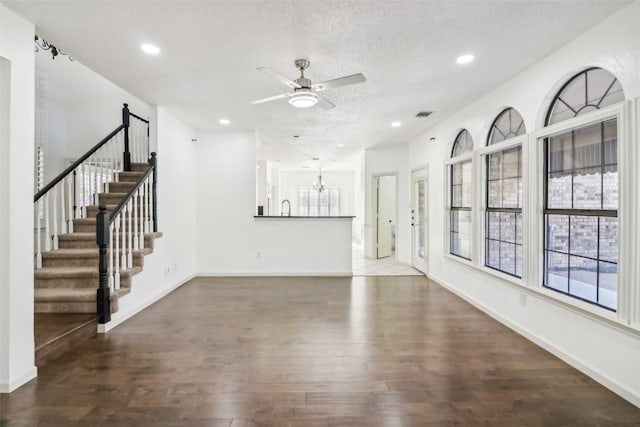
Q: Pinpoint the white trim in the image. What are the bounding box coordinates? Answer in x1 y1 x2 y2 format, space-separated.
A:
444 151 473 166
410 165 429 274
632 98 640 328
617 100 633 323
427 272 640 408
477 134 526 155
97 274 195 333
532 102 623 139
196 272 353 277
0 366 37 394
443 252 474 267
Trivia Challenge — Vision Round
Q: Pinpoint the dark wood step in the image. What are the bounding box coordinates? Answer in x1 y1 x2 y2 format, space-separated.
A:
35 313 96 367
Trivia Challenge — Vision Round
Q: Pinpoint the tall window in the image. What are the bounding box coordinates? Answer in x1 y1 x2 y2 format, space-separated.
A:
543 68 624 311
485 108 526 277
450 130 473 259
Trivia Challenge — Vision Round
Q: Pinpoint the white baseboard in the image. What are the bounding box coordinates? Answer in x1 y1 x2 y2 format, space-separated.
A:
98 274 195 334
427 273 640 409
0 366 37 394
196 272 353 277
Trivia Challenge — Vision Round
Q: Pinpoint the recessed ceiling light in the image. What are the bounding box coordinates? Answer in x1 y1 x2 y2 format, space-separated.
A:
391 121 402 127
456 54 475 64
337 143 345 147
219 118 230 125
140 43 160 55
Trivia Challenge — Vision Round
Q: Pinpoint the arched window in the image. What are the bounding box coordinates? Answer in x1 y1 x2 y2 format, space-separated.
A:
488 108 526 145
485 108 526 277
542 68 624 310
452 129 474 157
450 130 473 260
546 67 624 125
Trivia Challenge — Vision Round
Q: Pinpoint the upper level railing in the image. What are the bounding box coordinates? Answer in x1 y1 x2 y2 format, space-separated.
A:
34 103 150 268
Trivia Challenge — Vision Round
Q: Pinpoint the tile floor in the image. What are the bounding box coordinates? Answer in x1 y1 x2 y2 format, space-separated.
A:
352 243 424 276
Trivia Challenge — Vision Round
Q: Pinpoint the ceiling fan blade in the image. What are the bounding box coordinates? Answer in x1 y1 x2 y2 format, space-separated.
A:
251 92 294 105
316 95 336 110
257 67 301 89
311 73 366 92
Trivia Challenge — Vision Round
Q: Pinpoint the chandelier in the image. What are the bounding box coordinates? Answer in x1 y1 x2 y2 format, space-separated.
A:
34 35 73 61
312 168 325 192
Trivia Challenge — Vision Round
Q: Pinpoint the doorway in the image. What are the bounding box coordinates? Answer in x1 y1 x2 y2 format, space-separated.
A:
375 174 397 259
411 167 428 273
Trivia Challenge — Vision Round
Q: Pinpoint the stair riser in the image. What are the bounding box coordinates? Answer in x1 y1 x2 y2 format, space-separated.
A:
107 182 137 193
35 298 119 314
131 163 150 173
35 275 132 289
85 206 118 217
74 223 96 233
118 173 146 183
42 254 144 269
58 235 155 250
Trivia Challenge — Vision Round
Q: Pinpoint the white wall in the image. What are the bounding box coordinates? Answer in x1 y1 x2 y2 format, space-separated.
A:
35 49 148 181
196 131 354 275
364 144 410 262
0 4 37 393
407 1 640 406
103 106 198 331
256 160 267 214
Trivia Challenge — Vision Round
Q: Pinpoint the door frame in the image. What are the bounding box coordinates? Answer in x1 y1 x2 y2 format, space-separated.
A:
411 165 429 273
372 172 398 259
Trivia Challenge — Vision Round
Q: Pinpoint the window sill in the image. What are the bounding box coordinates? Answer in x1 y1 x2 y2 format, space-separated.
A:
443 253 524 287
441 253 639 336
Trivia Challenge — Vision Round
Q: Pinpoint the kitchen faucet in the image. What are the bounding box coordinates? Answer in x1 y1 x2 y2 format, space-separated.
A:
281 199 291 217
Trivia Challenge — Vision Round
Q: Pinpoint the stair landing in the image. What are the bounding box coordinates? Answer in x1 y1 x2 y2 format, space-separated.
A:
35 313 96 367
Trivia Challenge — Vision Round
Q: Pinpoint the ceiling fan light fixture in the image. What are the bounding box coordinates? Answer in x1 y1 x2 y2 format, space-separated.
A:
288 92 318 108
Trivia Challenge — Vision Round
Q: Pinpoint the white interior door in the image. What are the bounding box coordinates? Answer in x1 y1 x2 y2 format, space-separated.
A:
376 175 396 259
411 168 428 273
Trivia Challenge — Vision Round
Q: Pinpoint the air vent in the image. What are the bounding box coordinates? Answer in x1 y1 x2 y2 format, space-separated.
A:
415 111 433 118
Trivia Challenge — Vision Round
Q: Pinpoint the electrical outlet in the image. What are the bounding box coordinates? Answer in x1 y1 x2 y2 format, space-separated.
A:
519 293 527 307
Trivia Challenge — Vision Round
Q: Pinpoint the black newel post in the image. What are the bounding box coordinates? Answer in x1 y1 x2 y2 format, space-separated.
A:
96 205 111 323
150 152 158 232
122 103 131 172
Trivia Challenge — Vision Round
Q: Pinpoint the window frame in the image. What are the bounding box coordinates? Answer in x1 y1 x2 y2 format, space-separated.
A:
488 107 526 145
445 130 474 261
531 101 629 322
478 134 527 281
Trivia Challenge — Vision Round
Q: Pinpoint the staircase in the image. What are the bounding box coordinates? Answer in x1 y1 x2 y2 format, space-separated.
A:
35 162 162 314
34 104 159 322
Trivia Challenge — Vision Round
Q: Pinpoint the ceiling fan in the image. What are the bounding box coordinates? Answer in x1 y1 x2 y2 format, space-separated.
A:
252 59 366 110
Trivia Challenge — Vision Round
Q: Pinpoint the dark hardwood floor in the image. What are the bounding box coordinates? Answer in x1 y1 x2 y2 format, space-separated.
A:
2 276 639 426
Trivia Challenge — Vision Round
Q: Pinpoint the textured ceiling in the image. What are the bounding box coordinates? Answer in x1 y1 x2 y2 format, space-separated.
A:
3 0 630 170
